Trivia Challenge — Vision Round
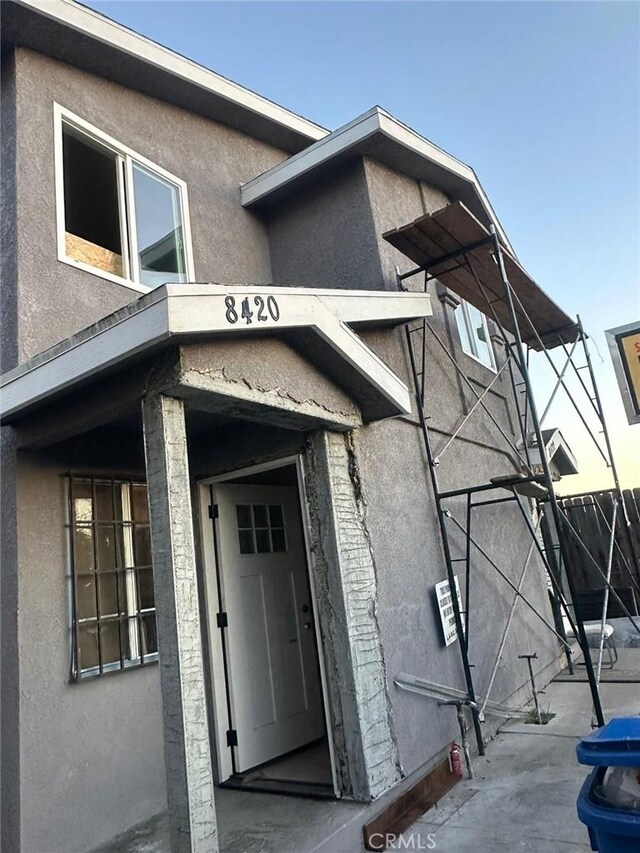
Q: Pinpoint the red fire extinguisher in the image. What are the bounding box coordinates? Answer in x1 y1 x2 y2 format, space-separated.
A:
449 741 464 777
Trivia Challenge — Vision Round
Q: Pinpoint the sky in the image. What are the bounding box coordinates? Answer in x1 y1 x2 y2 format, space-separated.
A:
87 0 640 492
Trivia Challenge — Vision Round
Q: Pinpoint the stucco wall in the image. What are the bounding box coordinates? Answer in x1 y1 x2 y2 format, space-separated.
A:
180 338 360 425
1 428 20 853
3 43 564 847
351 159 561 777
10 47 286 366
266 158 385 290
1 50 18 371
15 451 166 853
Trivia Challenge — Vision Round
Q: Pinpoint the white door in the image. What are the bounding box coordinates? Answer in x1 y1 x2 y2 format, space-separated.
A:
214 483 325 773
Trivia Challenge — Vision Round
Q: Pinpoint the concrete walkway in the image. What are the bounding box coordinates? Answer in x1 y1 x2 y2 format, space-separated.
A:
93 679 639 853
398 680 639 852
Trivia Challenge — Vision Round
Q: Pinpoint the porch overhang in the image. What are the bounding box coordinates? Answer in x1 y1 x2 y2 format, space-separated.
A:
0 283 431 426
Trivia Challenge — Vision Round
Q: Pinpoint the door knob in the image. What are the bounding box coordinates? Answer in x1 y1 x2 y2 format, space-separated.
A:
303 622 312 630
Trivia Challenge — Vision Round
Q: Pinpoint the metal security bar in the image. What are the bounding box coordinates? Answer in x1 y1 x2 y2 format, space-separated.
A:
66 475 158 680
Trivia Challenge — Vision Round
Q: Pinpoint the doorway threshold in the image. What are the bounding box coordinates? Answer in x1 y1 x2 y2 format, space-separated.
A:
222 738 334 799
222 776 334 798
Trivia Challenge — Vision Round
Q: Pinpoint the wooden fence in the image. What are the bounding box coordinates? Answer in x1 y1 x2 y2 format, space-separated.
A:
542 488 640 620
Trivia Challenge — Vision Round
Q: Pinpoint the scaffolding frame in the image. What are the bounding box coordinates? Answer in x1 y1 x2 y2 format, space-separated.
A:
396 224 640 753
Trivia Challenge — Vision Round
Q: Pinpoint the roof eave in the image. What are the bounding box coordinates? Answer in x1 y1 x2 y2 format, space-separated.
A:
240 107 514 253
2 0 327 153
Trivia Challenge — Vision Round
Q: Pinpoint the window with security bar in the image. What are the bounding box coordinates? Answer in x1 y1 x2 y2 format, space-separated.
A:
67 476 158 679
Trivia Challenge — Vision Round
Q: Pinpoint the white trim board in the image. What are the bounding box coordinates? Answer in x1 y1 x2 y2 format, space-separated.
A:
0 284 431 422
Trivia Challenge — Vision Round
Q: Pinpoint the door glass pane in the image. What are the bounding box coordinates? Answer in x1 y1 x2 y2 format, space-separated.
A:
132 164 187 288
238 530 255 555
253 504 268 528
62 126 124 277
271 528 286 552
255 529 271 553
236 505 252 528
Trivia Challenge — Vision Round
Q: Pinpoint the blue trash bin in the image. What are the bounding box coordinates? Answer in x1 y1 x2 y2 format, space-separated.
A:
576 717 640 852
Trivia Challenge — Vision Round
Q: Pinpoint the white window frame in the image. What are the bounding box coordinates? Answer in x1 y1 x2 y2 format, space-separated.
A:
455 299 497 372
53 103 195 294
120 483 141 662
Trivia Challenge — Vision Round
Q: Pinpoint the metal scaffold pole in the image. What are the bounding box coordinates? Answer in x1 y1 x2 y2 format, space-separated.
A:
489 225 605 727
577 315 640 589
404 322 486 756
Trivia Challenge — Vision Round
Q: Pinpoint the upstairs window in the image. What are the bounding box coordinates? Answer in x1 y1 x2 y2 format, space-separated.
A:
55 105 193 292
67 476 157 679
455 300 496 370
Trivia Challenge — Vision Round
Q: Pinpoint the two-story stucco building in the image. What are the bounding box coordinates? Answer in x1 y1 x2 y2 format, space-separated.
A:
1 2 574 852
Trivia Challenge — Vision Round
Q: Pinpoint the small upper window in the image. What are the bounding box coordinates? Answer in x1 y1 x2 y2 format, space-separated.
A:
55 106 193 292
455 300 496 370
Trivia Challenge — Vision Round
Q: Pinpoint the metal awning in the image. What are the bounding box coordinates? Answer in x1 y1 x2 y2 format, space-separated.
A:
383 201 577 350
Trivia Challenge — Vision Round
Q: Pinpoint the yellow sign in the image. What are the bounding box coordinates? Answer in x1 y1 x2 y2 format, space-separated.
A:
619 331 640 413
607 323 640 425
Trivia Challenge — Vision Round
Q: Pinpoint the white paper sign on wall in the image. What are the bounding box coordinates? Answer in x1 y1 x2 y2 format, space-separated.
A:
435 576 463 646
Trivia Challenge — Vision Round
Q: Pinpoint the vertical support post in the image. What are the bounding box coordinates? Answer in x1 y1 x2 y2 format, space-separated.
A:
304 431 401 800
595 501 618 686
537 502 574 673
490 228 605 727
142 394 217 853
404 326 485 756
464 495 472 640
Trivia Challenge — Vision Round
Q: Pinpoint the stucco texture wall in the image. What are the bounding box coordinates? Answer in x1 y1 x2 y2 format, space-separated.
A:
1 51 18 371
180 338 360 424
350 160 561 778
16 452 166 853
266 158 385 290
11 47 286 366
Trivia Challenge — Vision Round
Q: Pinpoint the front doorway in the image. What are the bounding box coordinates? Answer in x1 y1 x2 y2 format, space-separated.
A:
200 459 336 797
